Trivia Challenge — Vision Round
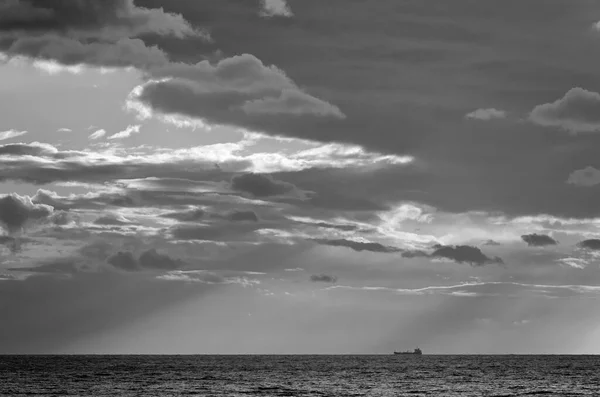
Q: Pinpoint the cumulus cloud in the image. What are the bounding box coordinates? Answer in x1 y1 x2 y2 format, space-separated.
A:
108 249 185 272
0 0 206 68
578 239 600 251
138 248 185 270
465 108 506 121
521 233 558 247
0 194 53 234
312 238 402 253
529 88 600 133
108 125 141 140
0 129 28 141
107 251 138 271
260 0 293 17
131 54 345 136
310 274 338 283
89 129 107 140
431 245 503 266
567 166 600 187
231 172 297 197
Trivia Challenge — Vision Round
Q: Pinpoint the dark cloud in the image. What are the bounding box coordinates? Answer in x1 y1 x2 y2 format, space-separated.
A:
231 172 297 198
0 194 53 234
431 245 503 266
78 241 114 261
9 260 80 275
401 250 429 259
577 239 600 251
312 238 401 253
0 0 205 68
530 88 600 133
310 274 337 283
521 234 558 247
135 54 344 129
138 248 185 270
227 210 259 222
49 211 72 226
107 251 139 272
170 222 268 242
0 142 58 157
107 248 185 272
0 235 24 254
483 239 501 246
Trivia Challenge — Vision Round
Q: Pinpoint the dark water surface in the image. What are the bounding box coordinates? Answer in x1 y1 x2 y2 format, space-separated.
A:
1 355 599 396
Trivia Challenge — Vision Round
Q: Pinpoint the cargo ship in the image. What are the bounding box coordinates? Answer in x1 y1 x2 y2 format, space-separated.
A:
393 348 422 355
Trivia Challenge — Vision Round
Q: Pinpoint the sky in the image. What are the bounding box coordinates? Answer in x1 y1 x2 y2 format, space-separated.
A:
2 0 600 354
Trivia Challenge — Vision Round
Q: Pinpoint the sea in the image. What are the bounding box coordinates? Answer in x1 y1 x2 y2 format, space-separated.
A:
1 355 599 396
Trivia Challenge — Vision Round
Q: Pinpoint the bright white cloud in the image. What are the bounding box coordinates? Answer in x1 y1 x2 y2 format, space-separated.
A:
89 129 107 140
108 125 141 140
0 129 28 141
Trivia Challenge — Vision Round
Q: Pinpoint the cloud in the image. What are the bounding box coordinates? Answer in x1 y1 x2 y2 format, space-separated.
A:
260 0 293 17
138 249 185 270
578 239 600 251
227 210 259 222
32 189 70 211
483 239 501 246
170 223 268 242
328 282 600 299
108 125 141 140
107 249 185 272
107 251 138 271
157 270 259 286
567 166 600 187
0 141 57 157
231 173 297 198
401 250 429 258
0 129 28 141
89 129 106 140
465 108 506 121
57 128 72 133
431 245 503 266
312 238 402 253
521 233 558 247
529 88 600 133
131 54 345 136
0 0 206 68
93 214 131 226
160 208 205 222
310 274 338 283
0 193 53 234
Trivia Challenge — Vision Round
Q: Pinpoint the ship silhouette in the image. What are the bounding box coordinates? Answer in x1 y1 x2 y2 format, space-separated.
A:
393 347 422 355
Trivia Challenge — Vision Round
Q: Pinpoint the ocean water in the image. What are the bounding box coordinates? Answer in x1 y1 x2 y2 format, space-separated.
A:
1 355 599 396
